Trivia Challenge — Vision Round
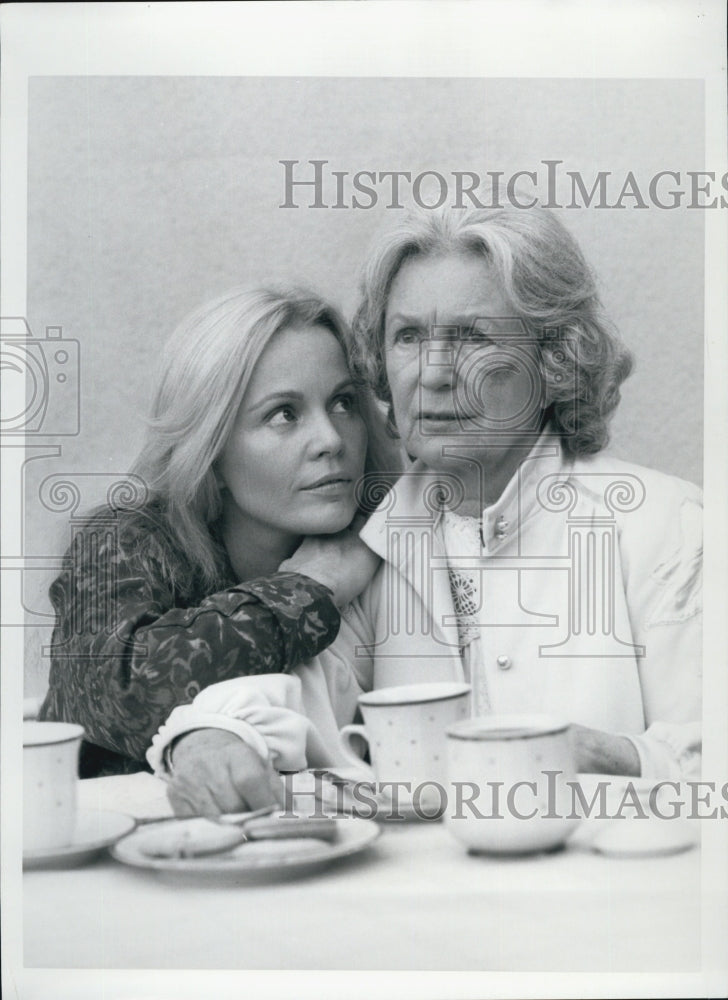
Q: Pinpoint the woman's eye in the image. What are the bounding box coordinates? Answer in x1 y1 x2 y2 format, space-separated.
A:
267 405 298 426
331 393 357 414
394 328 422 346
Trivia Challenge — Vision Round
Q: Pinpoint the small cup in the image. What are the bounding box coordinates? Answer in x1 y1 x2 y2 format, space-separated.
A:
23 721 84 852
445 714 580 854
340 682 471 814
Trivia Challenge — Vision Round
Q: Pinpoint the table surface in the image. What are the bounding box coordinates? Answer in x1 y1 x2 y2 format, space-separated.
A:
23 773 702 973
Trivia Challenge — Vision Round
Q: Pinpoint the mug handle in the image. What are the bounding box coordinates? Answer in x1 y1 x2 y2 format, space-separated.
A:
339 723 370 767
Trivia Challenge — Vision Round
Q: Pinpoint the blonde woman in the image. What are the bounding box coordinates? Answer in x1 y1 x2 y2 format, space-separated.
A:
39 288 385 801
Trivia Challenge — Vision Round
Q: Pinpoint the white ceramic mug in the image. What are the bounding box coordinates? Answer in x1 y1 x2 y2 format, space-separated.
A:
445 714 580 854
340 682 471 813
23 721 84 852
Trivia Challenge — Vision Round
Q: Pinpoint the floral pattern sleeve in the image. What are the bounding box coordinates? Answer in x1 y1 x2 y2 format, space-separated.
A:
38 513 340 773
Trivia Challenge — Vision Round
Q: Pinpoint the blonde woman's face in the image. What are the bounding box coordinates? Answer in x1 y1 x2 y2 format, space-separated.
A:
384 252 545 480
218 324 367 540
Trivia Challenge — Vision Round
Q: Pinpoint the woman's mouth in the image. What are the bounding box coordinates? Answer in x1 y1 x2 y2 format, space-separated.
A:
300 475 353 493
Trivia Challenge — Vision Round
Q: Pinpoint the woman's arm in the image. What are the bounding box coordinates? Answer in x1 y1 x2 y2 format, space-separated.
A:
147 599 376 815
619 487 703 779
164 729 285 816
38 519 341 769
148 662 368 816
148 674 323 777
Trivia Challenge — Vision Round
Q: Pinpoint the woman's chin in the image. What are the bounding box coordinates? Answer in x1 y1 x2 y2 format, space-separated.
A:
407 430 541 475
407 434 485 471
297 506 357 536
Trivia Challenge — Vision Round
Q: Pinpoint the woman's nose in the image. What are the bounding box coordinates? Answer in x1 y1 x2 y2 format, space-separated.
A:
418 342 457 391
309 413 345 456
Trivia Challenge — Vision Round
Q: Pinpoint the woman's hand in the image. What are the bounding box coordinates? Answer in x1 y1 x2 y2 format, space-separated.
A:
280 518 380 608
166 728 284 817
568 723 641 776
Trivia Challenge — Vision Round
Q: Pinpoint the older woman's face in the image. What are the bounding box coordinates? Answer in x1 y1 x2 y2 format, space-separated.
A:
384 252 545 481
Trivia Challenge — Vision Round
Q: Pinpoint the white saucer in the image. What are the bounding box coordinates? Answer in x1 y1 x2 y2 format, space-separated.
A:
591 819 697 858
24 809 136 868
111 815 380 878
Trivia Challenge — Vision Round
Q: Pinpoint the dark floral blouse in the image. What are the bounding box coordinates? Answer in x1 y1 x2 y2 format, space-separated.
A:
38 505 341 777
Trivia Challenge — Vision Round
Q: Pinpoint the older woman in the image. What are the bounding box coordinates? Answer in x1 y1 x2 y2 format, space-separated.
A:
350 206 701 779
152 207 701 814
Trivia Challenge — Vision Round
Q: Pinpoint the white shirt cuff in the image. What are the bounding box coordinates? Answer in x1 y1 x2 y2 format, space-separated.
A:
622 721 702 780
146 708 270 777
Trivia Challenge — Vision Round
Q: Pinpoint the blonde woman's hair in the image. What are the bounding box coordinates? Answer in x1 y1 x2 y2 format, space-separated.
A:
130 287 358 588
351 206 633 456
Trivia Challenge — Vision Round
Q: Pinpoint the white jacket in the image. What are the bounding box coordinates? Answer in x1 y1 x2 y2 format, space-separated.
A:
148 435 702 779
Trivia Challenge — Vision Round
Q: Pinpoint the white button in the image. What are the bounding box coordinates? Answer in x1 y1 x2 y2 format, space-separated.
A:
497 655 512 670
495 516 509 540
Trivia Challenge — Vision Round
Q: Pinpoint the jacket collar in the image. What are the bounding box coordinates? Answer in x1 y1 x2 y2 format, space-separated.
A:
360 426 569 561
479 429 567 552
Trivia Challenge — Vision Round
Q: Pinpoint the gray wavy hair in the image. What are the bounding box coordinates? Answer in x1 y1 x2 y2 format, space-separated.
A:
351 206 633 457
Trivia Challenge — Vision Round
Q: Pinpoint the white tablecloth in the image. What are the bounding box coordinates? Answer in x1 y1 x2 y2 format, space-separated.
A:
22 773 702 973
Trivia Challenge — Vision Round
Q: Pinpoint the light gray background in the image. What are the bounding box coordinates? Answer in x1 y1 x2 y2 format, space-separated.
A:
22 77 704 694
